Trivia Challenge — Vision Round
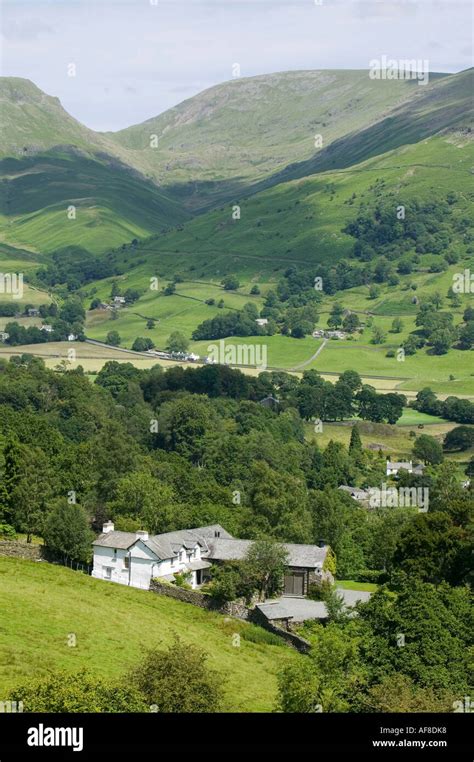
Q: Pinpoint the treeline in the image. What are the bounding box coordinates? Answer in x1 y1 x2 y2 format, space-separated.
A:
97 362 405 424
414 387 474 424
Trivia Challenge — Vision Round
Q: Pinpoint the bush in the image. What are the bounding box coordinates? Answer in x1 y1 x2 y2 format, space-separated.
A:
131 636 224 713
0 523 16 538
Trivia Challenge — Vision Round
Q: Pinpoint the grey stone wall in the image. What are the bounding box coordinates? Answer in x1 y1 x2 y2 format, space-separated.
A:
149 579 249 620
0 541 42 561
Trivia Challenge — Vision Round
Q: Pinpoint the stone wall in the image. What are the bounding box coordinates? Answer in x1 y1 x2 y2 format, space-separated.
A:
149 579 249 620
0 541 42 561
250 608 311 654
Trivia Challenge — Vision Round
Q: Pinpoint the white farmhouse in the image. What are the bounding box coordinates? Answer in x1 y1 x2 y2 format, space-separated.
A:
386 459 424 477
92 522 332 595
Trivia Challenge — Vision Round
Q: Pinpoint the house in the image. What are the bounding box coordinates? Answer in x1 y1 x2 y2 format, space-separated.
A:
0 331 9 342
338 485 369 503
91 522 332 595
40 324 53 333
386 459 424 477
255 318 268 327
67 333 77 342
27 308 39 317
113 296 126 305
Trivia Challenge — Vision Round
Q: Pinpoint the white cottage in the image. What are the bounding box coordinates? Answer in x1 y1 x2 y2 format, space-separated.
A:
92 523 227 590
92 522 331 596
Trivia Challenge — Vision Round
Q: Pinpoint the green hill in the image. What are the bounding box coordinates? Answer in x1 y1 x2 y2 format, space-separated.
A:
104 128 474 280
0 556 298 711
0 151 189 254
109 69 447 210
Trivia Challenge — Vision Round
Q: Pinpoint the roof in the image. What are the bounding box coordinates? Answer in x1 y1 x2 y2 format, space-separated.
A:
257 597 328 622
207 538 327 568
93 524 233 560
186 560 212 572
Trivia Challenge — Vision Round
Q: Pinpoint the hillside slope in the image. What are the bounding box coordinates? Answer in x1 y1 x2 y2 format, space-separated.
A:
0 556 297 711
109 69 446 209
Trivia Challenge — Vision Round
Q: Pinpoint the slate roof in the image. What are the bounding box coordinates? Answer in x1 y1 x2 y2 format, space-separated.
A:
93 524 233 561
93 523 327 568
207 538 327 568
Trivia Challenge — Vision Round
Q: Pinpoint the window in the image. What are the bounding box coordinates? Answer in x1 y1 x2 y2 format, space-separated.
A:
103 567 112 580
170 557 175 567
113 549 117 561
124 556 130 570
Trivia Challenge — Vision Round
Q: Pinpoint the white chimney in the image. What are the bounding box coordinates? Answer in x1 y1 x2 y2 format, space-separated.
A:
136 530 149 542
102 521 114 534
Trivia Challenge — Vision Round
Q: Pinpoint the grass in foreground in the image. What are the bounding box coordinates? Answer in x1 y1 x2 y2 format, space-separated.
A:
0 557 298 711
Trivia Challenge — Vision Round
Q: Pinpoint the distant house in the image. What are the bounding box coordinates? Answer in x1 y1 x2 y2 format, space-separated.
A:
92 522 332 595
27 308 39 317
40 324 53 333
386 459 424 477
187 352 200 362
113 296 126 305
338 485 369 503
0 331 9 342
312 329 347 340
67 333 78 342
255 318 268 327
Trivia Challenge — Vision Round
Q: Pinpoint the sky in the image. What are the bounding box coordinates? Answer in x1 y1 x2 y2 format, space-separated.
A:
1 0 472 132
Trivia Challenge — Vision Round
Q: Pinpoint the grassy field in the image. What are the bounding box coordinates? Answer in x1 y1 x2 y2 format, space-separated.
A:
304 412 473 466
0 557 299 711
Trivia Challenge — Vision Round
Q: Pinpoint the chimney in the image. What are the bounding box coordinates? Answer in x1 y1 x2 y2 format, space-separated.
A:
214 530 220 538
317 538 326 548
102 521 114 534
136 530 149 542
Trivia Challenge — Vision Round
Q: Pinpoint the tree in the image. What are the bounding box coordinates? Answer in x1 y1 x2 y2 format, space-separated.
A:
132 337 154 352
327 303 344 328
222 275 240 291
106 330 121 346
369 284 381 300
430 328 455 355
250 285 260 295
391 318 404 334
43 500 93 563
146 319 155 330
131 637 223 712
9 669 146 712
394 513 467 585
349 425 362 456
371 325 386 344
458 321 474 350
443 425 474 452
6 444 55 542
413 434 444 465
164 282 176 296
342 313 360 333
166 331 189 354
243 538 289 600
362 674 455 713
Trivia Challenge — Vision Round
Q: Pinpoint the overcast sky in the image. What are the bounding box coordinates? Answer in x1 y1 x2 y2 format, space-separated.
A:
1 0 472 132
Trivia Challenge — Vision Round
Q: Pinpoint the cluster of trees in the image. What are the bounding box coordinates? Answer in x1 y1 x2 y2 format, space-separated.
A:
278 574 471 712
192 302 267 341
36 246 115 290
413 387 474 425
295 369 405 424
4 298 85 345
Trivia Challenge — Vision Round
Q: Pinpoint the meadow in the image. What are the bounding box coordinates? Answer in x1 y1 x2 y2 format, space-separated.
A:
0 556 298 712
